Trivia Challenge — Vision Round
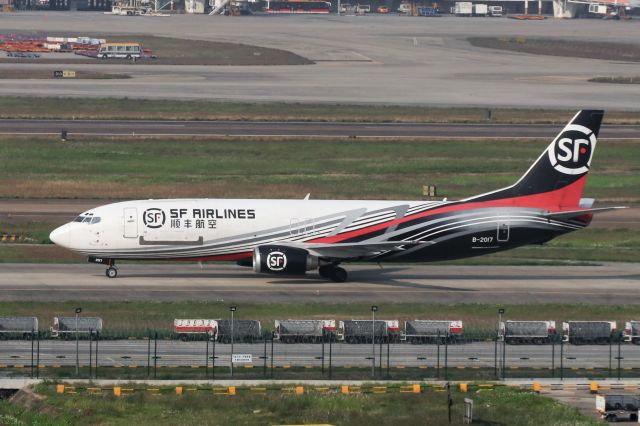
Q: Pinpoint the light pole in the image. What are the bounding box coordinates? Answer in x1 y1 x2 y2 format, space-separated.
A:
230 306 236 377
371 305 378 377
498 308 505 379
75 307 82 376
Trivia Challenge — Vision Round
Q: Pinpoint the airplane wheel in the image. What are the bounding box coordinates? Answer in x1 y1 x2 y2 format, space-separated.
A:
318 265 333 279
106 267 118 278
329 267 348 283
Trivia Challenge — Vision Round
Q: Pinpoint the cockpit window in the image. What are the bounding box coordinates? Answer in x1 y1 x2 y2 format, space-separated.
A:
73 213 99 224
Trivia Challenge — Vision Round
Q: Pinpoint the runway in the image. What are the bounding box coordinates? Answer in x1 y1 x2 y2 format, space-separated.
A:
2 14 640 109
0 119 638 139
0 339 637 369
1 263 638 304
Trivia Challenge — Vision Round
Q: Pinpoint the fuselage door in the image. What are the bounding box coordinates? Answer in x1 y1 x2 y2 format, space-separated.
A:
123 207 138 238
497 222 510 242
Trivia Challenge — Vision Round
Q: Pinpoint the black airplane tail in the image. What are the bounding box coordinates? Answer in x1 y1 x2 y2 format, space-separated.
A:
466 110 604 211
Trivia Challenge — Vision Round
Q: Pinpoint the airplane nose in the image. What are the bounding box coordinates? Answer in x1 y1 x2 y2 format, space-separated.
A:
49 224 70 248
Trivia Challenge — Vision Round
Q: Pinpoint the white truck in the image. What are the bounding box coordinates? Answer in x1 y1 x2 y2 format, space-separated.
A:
623 320 640 343
274 319 336 343
173 319 217 341
488 5 502 16
562 321 616 344
403 320 463 343
500 320 556 344
0 317 38 339
338 320 401 343
473 3 488 16
454 2 472 16
51 317 102 338
596 395 640 422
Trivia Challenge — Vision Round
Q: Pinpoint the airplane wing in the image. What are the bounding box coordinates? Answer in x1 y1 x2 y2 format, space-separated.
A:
274 240 432 260
545 206 628 220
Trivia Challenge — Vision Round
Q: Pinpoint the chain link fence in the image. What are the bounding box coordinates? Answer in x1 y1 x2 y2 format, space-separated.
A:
2 330 640 381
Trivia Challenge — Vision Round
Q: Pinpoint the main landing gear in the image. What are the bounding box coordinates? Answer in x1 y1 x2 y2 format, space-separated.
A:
105 260 118 279
319 264 348 283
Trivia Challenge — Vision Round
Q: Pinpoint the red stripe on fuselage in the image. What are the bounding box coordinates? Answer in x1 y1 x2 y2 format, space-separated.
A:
310 176 588 244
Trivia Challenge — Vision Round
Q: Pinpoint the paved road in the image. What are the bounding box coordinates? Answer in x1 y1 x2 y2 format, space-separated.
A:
2 13 640 109
1 339 637 369
0 119 638 139
0 263 638 304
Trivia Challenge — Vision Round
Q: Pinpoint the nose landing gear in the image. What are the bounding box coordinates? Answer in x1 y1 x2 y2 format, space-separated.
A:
106 267 118 279
319 264 348 283
105 259 117 279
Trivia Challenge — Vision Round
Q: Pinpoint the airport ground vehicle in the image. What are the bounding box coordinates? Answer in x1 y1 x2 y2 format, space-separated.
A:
397 2 410 12
50 317 102 338
274 319 336 342
453 1 472 15
403 320 463 343
217 319 261 343
338 320 401 343
98 42 142 59
356 3 370 12
500 320 556 344
596 395 640 422
562 321 616 344
174 319 217 341
376 5 388 12
488 5 502 16
623 321 640 343
0 317 38 340
50 111 624 283
473 3 488 15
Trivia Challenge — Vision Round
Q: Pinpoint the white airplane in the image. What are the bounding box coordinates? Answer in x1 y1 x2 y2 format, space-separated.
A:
50 110 624 282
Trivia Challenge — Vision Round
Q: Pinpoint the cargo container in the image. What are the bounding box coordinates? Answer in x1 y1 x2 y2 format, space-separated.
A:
51 317 102 338
173 319 217 341
0 317 38 339
403 320 463 343
596 395 640 422
473 3 488 16
338 320 401 343
562 321 616 344
623 321 640 343
500 320 556 344
274 319 336 343
217 319 261 343
454 2 472 16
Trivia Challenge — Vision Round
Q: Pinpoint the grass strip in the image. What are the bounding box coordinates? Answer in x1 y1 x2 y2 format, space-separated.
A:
1 137 638 202
0 383 597 425
0 96 638 122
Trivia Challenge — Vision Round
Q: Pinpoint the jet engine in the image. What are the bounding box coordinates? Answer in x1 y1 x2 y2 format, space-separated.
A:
253 245 319 275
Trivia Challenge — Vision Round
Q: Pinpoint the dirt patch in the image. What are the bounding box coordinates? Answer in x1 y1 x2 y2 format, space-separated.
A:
468 37 640 62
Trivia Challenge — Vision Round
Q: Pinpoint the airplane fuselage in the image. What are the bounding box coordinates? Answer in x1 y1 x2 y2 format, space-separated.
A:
51 198 581 263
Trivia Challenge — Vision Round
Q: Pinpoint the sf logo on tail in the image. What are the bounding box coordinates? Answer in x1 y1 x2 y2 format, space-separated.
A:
548 124 597 175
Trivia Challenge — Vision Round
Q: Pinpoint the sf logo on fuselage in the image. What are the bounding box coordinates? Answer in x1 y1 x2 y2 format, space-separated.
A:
143 208 166 229
266 251 287 271
548 124 597 175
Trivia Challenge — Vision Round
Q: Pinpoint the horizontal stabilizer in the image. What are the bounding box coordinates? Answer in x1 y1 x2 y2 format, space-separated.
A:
545 206 628 220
